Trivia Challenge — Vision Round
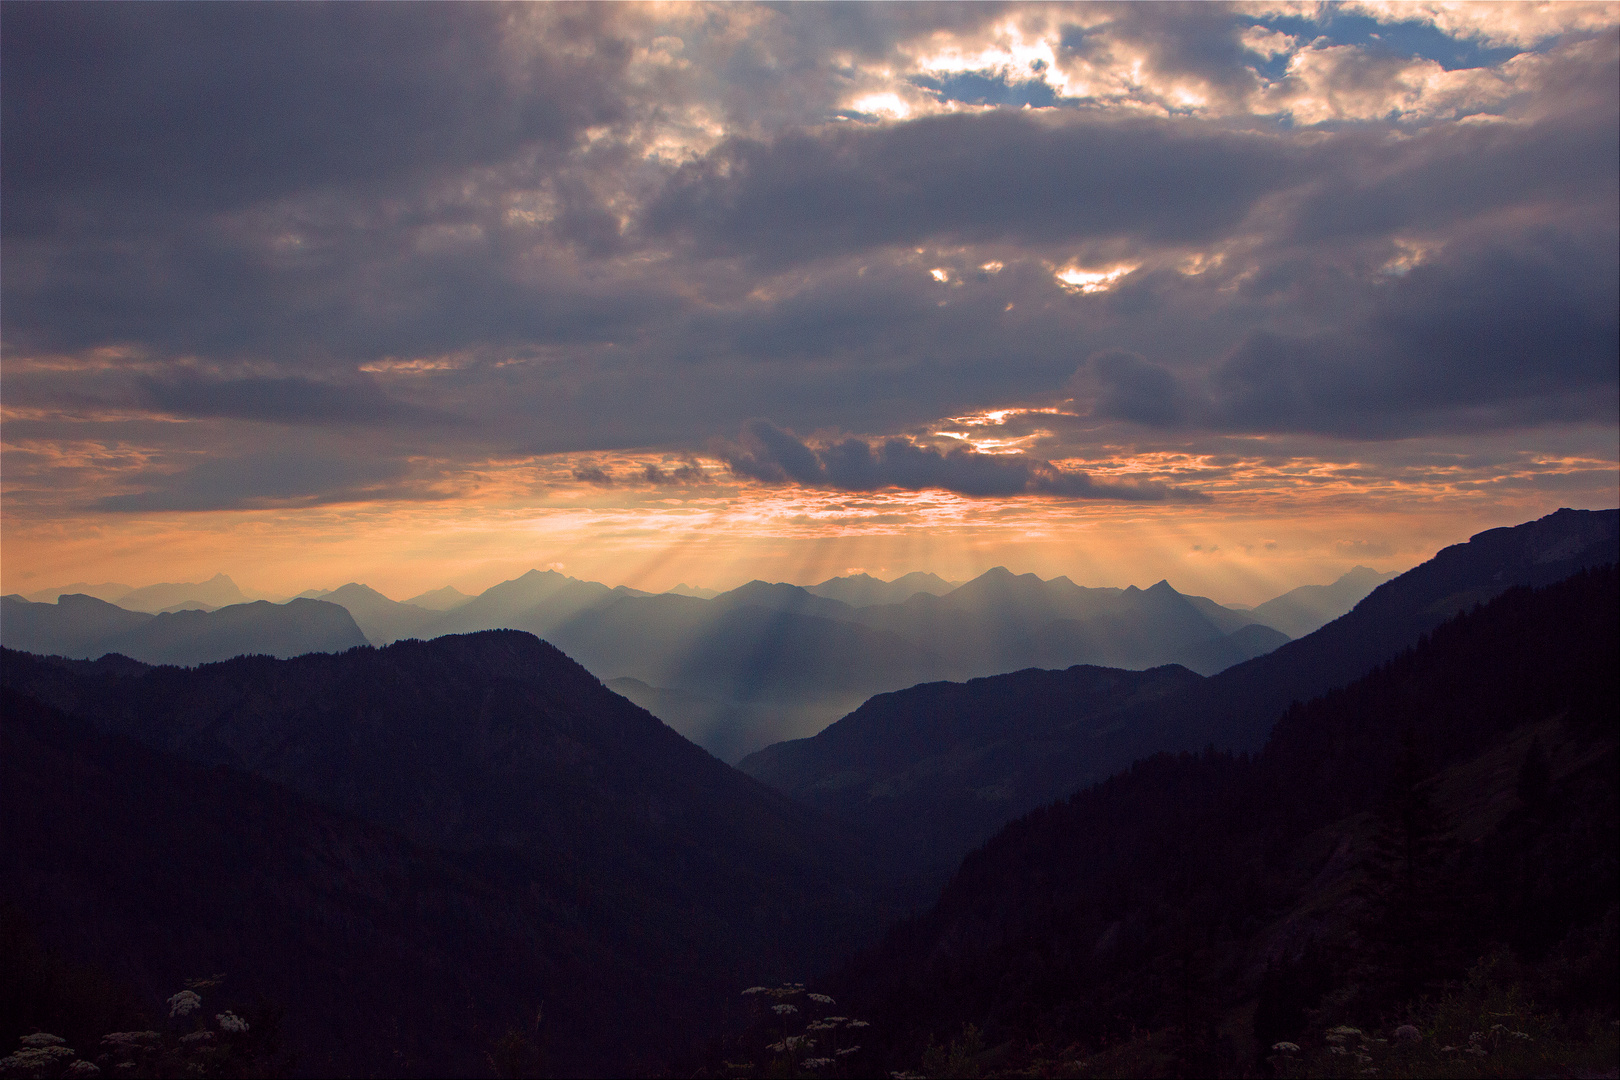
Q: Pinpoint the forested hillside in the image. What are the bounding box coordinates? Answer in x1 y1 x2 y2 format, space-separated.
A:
823 564 1618 1077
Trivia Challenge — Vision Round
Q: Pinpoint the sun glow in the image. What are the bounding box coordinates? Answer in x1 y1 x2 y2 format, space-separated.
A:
1055 264 1137 294
849 92 913 120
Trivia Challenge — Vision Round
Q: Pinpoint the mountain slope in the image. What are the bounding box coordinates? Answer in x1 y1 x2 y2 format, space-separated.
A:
825 563 1619 1076
0 595 369 664
742 508 1618 877
402 584 472 610
742 664 1205 876
1 689 633 1077
0 631 893 1072
113 572 250 613
806 571 959 606
1249 565 1400 638
0 593 153 657
318 582 440 644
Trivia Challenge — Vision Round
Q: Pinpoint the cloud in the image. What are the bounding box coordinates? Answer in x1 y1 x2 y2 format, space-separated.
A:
0 4 631 221
0 2 1613 527
137 375 458 427
716 420 1204 502
645 110 1302 262
1083 236 1619 439
93 452 430 512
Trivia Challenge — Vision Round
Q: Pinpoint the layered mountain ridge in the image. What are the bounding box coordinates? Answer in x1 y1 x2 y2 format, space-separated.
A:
0 630 892 1076
739 508 1619 877
6 565 1302 761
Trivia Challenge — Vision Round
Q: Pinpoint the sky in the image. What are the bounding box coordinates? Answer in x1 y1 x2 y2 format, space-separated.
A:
3 1 1616 605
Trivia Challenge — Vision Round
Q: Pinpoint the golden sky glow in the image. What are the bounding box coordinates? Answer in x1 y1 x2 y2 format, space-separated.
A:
3 2 1616 606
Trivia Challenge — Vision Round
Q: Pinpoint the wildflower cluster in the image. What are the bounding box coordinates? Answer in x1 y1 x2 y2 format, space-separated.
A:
727 983 870 1078
1261 957 1617 1080
0 982 262 1079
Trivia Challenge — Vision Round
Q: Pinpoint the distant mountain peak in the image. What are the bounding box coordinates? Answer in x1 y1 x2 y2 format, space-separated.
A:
1145 579 1178 594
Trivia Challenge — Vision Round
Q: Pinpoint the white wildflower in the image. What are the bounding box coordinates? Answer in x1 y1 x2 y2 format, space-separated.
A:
215 1012 249 1034
806 1021 838 1032
100 1032 159 1048
1466 1047 1487 1057
1356 1052 1373 1063
1490 1023 1507 1032
3 1046 76 1071
19 1034 66 1048
846 1019 870 1028
180 1031 214 1045
807 993 835 1004
65 1062 102 1077
802 1058 833 1069
1511 1031 1531 1040
766 1041 787 1053
1271 1042 1300 1053
772 1003 798 1015
837 1046 862 1056
1329 1045 1348 1055
743 986 770 995
168 990 202 1017
824 1016 848 1023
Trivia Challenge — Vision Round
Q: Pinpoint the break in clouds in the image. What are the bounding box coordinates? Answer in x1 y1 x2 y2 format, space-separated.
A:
2 1 1616 511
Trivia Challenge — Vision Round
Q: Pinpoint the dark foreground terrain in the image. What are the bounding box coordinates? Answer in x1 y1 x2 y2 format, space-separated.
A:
1 510 1615 1078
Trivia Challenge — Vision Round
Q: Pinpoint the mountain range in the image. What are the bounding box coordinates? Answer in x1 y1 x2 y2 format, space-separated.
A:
739 508 1620 878
1 508 1614 1078
0 632 892 1076
4 565 1395 762
818 561 1618 1076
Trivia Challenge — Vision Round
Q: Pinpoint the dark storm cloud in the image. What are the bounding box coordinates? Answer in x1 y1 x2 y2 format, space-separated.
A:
1 2 628 224
137 375 457 427
93 452 421 512
1087 238 1620 438
0 0 1615 502
717 420 1202 501
572 464 616 487
645 110 1302 260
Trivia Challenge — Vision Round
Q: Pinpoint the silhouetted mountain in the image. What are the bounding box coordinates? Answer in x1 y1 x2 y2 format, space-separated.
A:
665 582 721 598
150 564 1276 759
114 572 249 613
824 563 1618 1076
402 584 473 610
1249 565 1400 638
1 631 893 1076
317 582 439 644
741 509 1619 877
710 580 861 621
425 568 649 639
0 595 368 665
21 581 133 604
806 571 959 606
0 594 152 658
2 689 627 1077
849 571 1282 679
742 664 1204 877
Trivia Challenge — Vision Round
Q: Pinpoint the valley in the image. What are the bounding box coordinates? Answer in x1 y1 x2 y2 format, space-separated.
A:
2 508 1616 1077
